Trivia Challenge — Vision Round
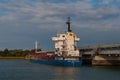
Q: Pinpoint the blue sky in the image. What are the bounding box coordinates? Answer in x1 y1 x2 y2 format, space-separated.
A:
0 0 120 50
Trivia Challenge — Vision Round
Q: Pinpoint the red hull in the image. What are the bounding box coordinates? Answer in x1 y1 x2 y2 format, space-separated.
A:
29 53 55 61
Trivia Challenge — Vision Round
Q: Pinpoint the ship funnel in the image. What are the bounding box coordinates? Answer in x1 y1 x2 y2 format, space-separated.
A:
66 17 72 32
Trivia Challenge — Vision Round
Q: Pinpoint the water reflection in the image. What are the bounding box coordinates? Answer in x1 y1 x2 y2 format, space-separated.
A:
0 60 120 80
51 67 80 80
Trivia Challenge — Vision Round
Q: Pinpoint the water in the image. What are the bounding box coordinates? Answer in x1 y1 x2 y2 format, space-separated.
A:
0 60 120 80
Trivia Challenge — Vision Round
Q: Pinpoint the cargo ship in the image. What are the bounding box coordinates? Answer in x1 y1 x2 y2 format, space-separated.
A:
29 17 82 67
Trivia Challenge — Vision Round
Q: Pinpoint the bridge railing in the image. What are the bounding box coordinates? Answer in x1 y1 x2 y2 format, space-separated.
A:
99 50 120 54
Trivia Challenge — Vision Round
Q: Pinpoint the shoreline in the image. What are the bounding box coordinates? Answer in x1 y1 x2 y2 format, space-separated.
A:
0 57 25 60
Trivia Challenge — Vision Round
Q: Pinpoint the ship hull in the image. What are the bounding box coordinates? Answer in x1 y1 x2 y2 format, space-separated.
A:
29 53 82 67
30 59 82 67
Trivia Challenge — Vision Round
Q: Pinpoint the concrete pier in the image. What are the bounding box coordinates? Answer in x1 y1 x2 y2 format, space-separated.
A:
79 43 120 66
92 55 120 66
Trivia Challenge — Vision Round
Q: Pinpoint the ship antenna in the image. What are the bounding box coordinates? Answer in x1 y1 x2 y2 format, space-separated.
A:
66 17 72 32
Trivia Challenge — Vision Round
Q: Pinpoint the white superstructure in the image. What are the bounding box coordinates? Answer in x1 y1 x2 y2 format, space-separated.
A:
52 17 80 57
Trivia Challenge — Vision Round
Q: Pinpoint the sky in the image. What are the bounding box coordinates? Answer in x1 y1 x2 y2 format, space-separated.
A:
0 0 120 50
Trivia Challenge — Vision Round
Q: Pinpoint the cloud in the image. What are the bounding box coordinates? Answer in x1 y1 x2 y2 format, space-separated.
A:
0 0 120 49
0 0 120 31
1 1 119 28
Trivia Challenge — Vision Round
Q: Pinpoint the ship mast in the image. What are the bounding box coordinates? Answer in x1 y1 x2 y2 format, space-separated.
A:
66 17 72 32
35 40 39 53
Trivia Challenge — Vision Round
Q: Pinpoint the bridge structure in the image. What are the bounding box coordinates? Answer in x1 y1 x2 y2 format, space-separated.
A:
78 43 120 65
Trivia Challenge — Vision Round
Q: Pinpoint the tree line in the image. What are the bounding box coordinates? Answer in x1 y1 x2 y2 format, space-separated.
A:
0 48 36 57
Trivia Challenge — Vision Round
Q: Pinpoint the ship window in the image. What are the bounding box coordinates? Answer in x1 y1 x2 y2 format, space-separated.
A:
62 35 65 37
69 34 72 36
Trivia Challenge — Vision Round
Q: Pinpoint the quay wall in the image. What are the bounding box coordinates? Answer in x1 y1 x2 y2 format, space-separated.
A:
92 55 120 66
